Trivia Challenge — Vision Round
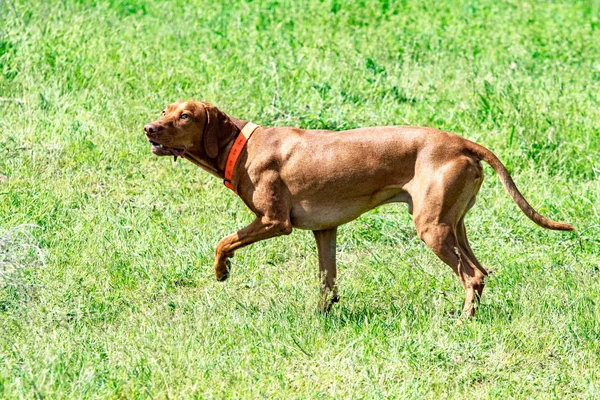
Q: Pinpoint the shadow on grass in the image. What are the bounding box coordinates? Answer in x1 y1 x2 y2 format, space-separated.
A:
319 296 519 332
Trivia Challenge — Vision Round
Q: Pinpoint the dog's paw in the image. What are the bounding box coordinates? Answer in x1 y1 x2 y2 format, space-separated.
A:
214 259 231 282
317 293 340 314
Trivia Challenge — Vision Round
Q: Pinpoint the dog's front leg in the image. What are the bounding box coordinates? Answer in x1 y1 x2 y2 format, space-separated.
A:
313 227 340 313
214 215 292 281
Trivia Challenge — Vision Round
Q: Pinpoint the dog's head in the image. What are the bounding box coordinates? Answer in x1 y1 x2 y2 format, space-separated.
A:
144 101 235 159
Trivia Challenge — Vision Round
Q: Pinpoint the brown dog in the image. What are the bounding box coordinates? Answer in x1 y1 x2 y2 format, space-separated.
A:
144 101 574 317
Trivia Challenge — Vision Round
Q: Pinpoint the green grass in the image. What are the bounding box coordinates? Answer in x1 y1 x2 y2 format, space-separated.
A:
1 0 599 397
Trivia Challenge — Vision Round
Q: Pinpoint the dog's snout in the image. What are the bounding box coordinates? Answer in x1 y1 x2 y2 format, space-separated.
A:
144 124 161 135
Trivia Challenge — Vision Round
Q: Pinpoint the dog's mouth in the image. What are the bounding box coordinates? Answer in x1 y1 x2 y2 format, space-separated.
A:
148 140 185 157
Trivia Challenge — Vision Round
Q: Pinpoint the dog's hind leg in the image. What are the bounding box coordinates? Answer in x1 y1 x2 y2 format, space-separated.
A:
456 216 488 298
414 218 485 318
412 158 486 317
313 227 340 313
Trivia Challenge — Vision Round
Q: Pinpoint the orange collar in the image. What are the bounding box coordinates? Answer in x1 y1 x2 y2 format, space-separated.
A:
223 122 259 192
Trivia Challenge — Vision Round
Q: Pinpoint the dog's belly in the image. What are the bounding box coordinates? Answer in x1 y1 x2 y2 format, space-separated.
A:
289 188 410 230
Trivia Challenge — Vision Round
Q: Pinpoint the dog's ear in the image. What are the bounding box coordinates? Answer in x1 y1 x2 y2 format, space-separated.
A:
202 104 237 159
203 105 220 159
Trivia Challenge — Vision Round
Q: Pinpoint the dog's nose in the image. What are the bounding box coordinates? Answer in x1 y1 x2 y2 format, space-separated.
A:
144 124 161 135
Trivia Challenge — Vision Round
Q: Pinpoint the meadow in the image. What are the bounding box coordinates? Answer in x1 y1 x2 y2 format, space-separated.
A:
1 0 599 397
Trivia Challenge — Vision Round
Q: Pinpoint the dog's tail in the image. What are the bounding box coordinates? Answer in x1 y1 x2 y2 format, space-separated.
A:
465 140 575 231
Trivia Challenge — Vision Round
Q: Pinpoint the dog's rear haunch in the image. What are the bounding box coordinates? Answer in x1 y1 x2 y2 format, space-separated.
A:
145 101 574 317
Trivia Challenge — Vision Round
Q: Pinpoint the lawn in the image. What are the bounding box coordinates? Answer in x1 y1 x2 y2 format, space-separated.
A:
1 0 599 398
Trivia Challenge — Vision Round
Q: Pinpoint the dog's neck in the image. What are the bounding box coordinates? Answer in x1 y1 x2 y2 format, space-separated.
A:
229 117 248 132
183 116 249 178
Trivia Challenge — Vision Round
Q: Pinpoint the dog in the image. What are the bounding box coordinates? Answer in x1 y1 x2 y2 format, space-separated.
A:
144 101 574 317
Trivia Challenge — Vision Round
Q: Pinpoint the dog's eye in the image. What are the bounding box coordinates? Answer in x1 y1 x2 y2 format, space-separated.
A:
180 113 190 120
162 110 166 116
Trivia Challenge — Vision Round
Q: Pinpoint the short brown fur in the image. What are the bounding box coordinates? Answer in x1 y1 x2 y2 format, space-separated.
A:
144 101 574 317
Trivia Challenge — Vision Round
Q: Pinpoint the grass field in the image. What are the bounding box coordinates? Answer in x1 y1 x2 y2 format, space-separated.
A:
1 0 600 398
